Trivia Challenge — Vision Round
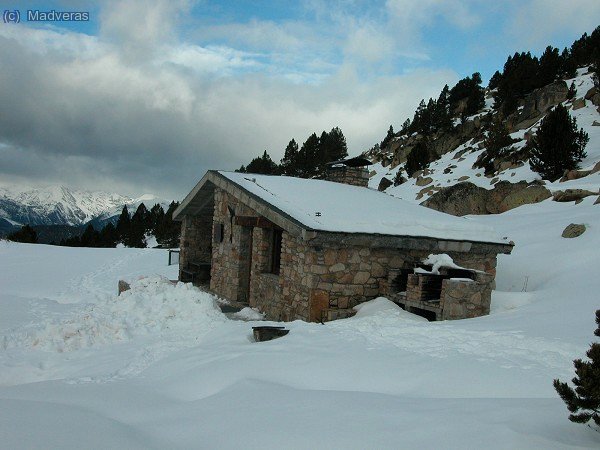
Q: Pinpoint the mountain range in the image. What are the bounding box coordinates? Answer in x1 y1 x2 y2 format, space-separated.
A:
0 185 168 237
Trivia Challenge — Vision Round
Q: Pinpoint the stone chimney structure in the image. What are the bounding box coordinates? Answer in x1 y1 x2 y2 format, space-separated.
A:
325 157 371 188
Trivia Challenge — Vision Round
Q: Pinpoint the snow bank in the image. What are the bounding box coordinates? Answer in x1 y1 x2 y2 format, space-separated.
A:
1 276 225 353
231 307 265 321
353 297 427 322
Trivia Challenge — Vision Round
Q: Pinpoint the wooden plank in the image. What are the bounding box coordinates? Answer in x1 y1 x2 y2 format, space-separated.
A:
234 216 278 228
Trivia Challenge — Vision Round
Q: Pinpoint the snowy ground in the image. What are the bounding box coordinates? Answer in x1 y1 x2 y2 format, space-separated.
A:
1 197 600 449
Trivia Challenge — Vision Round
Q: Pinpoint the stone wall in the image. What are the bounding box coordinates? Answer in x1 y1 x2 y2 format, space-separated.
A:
302 244 499 322
440 272 494 320
210 189 257 302
179 214 213 279
325 167 369 187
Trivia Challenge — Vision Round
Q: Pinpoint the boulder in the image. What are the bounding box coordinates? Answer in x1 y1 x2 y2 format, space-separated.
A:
498 184 551 212
560 168 592 182
377 177 393 192
572 97 586 110
416 176 433 186
553 189 598 203
585 86 600 106
422 181 551 216
561 223 586 238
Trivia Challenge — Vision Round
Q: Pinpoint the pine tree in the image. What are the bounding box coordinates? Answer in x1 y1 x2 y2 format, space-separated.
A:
8 224 38 243
116 205 130 242
380 125 395 149
99 222 118 247
297 133 320 178
488 70 502 90
280 139 299 176
528 104 589 181
553 310 600 430
245 150 279 175
405 140 430 177
323 127 348 163
399 119 411 135
538 46 561 86
127 203 149 248
567 81 577 100
475 118 516 175
80 224 100 247
154 201 180 248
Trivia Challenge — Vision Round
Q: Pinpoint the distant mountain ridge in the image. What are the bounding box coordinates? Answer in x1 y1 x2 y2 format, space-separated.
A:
0 185 167 228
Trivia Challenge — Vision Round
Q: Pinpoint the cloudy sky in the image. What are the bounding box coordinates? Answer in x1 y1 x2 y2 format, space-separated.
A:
0 0 599 200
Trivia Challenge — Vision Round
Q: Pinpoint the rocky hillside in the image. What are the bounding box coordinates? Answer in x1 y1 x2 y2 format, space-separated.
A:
365 67 600 214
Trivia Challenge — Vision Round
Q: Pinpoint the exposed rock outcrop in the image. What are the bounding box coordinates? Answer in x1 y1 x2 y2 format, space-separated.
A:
562 223 586 238
422 181 551 216
507 81 568 132
378 177 393 192
553 189 599 203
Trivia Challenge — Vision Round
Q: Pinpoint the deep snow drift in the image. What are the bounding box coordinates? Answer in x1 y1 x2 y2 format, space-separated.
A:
1 197 599 449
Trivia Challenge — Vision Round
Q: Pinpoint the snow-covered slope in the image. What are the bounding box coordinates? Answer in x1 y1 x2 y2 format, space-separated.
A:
0 193 599 448
368 68 600 204
0 185 165 226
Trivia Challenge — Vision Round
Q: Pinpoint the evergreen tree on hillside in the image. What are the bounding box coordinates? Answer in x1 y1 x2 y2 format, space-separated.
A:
280 139 299 176
297 133 320 177
8 224 38 243
380 125 395 150
149 204 165 231
449 73 485 117
405 140 431 177
434 84 453 130
488 70 502 90
494 52 540 114
244 150 279 175
475 118 516 175
528 104 589 181
554 310 600 430
538 46 562 86
320 127 348 168
399 119 411 135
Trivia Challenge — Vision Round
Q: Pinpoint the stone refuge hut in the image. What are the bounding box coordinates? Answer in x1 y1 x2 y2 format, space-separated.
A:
173 168 513 323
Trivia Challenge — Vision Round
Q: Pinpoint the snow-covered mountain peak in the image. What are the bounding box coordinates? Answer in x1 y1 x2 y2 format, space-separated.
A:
0 184 168 226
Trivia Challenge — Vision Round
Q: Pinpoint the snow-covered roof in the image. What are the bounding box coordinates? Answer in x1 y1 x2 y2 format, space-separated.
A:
213 171 509 245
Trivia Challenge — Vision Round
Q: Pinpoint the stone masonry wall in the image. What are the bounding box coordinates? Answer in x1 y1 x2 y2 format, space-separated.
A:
179 214 213 279
325 167 369 187
303 244 499 322
248 229 311 321
440 272 494 320
210 189 256 302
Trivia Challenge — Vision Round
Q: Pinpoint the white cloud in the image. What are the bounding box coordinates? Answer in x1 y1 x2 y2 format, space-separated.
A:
507 0 600 48
0 18 456 198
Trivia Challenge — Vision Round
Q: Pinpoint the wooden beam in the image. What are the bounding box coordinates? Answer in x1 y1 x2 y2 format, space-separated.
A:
234 216 278 228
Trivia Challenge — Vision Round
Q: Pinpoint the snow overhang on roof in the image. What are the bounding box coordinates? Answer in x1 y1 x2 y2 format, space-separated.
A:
174 171 514 252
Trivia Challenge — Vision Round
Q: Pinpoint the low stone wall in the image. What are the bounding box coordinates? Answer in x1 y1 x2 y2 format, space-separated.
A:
440 272 494 320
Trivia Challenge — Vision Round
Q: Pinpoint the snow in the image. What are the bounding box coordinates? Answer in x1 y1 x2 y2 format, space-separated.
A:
231 307 266 321
219 171 509 244
1 191 600 448
422 253 469 274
